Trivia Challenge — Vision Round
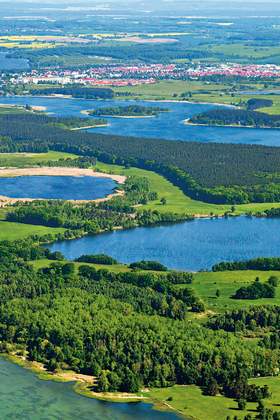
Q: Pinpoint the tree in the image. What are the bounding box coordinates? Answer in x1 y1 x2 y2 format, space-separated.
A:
216 289 221 298
257 400 265 413
97 371 110 392
45 358 58 372
160 197 167 205
62 263 75 276
121 369 140 393
268 276 279 287
205 378 219 396
237 398 247 410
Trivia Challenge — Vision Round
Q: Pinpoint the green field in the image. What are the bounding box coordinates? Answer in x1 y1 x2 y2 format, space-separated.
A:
0 151 77 167
113 80 232 101
208 43 280 59
31 258 131 273
0 221 65 241
95 161 280 216
147 377 280 420
192 270 280 312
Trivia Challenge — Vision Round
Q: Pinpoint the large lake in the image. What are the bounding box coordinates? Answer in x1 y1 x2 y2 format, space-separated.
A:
48 216 280 271
0 358 179 420
0 175 116 200
1 96 280 146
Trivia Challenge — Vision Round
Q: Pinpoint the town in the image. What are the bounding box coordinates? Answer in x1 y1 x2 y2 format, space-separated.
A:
3 63 280 89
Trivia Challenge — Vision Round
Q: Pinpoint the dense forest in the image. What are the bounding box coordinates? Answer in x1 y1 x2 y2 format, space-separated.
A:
189 107 280 128
2 112 280 203
0 239 279 401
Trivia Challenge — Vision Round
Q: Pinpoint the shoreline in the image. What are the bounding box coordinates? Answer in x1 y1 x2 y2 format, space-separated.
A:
184 118 280 130
2 354 146 403
0 103 47 112
70 123 108 130
0 166 126 183
2 353 184 418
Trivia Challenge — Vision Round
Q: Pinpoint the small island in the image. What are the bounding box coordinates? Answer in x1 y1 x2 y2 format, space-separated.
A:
187 108 280 129
84 105 169 118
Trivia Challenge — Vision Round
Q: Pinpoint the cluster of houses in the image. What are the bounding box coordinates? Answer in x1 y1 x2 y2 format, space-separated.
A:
5 63 280 88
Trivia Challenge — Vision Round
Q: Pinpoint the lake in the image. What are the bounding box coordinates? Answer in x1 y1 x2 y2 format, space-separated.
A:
1 96 280 146
0 358 179 420
48 216 280 271
0 175 117 200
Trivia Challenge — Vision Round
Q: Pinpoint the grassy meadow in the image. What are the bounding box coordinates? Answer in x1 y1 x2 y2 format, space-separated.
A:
0 151 77 167
147 377 280 420
0 221 65 241
95 161 280 216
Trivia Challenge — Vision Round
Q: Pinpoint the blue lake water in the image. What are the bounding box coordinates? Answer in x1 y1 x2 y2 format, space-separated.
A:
1 96 280 146
0 358 179 420
0 176 116 200
48 216 280 271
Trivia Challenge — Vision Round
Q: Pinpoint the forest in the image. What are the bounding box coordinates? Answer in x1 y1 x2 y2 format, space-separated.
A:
3 112 280 203
0 238 279 402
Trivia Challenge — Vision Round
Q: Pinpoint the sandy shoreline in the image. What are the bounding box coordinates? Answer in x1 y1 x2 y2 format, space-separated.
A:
0 103 47 112
0 167 126 206
70 124 108 130
0 166 126 183
5 354 146 403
